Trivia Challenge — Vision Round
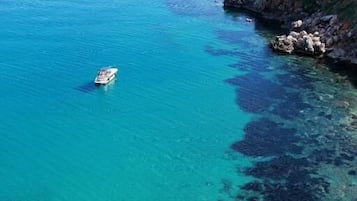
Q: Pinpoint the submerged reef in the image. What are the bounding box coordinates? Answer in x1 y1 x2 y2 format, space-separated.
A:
206 42 357 200
231 118 301 157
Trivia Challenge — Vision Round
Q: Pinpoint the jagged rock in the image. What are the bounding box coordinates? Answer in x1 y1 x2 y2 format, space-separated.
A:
300 30 308 37
348 31 353 38
320 36 326 43
253 0 265 11
290 31 299 38
330 15 338 25
326 27 332 36
332 25 340 34
314 41 322 47
321 15 335 23
273 27 326 55
296 38 305 49
327 48 346 59
292 20 303 28
326 38 334 47
311 17 320 26
305 18 312 25
288 35 298 43
271 35 294 54
305 36 314 54
333 35 339 43
312 36 320 42
316 43 326 54
223 0 356 66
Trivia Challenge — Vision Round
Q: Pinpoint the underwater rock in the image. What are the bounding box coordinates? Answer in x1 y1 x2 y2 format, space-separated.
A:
340 153 354 161
242 181 264 192
241 155 330 201
247 197 259 201
333 157 345 166
347 170 356 176
231 118 301 157
226 73 286 113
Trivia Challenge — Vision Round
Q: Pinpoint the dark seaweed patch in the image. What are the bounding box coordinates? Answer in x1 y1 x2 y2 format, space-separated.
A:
228 60 270 73
241 181 263 192
309 149 335 163
243 155 329 201
325 114 333 120
205 46 240 57
207 16 355 201
231 118 301 157
333 157 344 166
205 45 271 73
276 73 315 90
226 73 286 113
340 153 355 161
348 170 356 175
247 197 259 201
245 155 310 180
224 68 332 200
272 95 312 119
215 30 254 45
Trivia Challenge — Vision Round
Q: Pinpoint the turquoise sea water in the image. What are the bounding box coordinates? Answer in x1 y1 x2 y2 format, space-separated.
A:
0 0 356 201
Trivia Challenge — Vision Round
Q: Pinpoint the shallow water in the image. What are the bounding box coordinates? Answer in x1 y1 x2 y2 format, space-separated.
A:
0 0 356 201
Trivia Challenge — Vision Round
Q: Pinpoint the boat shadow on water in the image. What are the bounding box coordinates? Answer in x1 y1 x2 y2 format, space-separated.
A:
75 80 116 93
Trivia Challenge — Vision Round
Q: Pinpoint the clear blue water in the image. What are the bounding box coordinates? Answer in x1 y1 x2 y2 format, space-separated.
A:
0 0 250 200
1 0 356 200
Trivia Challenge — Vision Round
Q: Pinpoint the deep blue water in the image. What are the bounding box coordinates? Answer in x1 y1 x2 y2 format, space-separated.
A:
0 0 356 201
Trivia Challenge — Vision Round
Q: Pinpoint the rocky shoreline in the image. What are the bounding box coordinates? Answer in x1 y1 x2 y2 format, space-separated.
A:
223 0 357 67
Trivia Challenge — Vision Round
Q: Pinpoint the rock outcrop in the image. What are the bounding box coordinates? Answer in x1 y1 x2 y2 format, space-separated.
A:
271 30 326 55
223 0 309 22
223 0 357 66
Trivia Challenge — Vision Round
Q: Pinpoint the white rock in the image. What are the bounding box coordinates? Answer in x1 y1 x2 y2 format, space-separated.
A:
314 41 322 47
348 31 353 38
312 36 320 42
292 20 303 28
305 37 314 53
289 31 299 38
319 43 326 53
300 30 308 37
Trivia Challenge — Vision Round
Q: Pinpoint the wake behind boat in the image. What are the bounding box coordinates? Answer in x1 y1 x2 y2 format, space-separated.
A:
94 67 119 84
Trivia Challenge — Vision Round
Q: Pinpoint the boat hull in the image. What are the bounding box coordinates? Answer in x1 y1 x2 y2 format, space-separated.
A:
94 67 118 85
94 73 116 84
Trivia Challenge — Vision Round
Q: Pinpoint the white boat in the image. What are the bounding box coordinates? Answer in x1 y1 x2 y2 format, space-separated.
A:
94 67 119 84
